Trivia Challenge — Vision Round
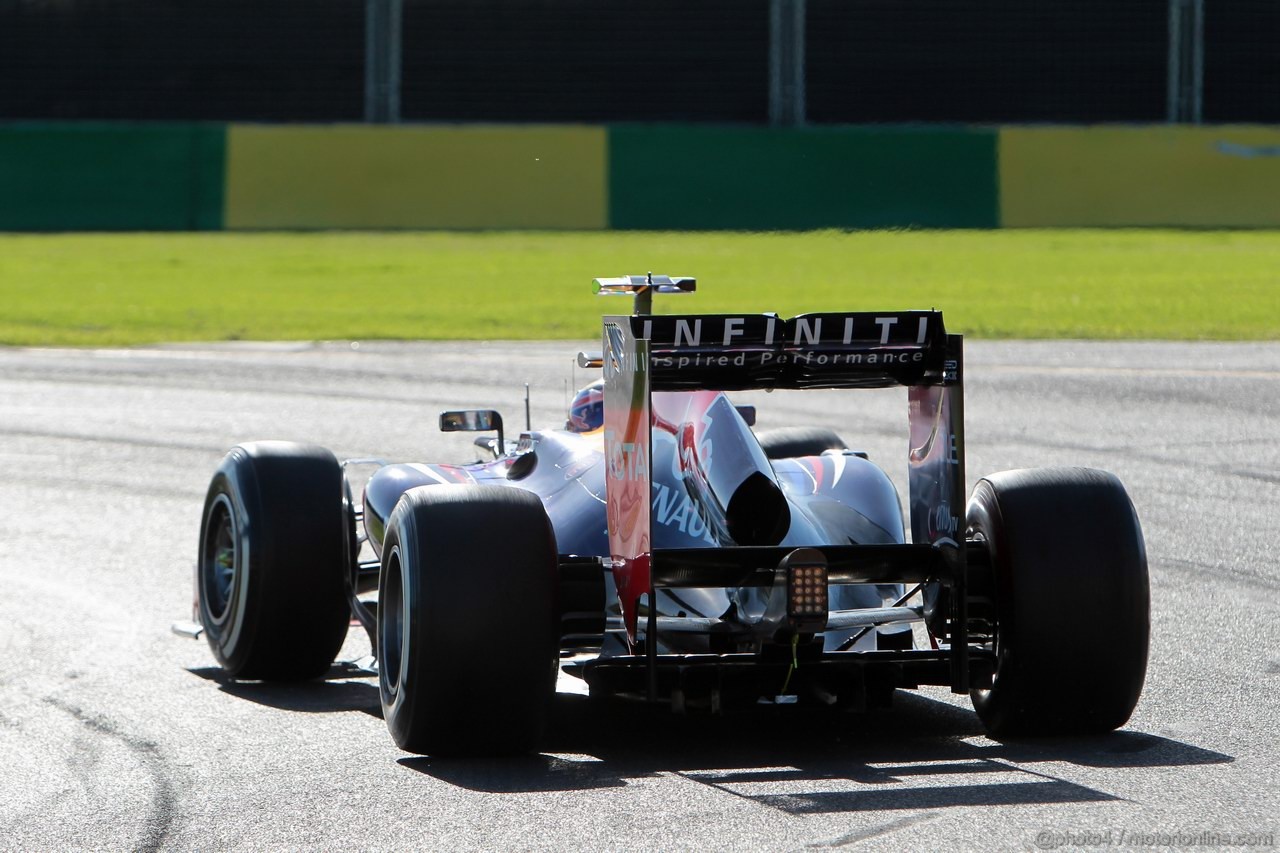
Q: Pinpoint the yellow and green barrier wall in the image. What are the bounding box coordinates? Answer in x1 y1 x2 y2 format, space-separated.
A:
3 123 1279 230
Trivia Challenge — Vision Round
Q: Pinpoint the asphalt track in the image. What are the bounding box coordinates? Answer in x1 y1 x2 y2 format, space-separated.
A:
1 340 1277 851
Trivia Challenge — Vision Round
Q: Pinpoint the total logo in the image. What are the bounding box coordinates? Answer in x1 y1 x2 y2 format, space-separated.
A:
604 430 649 482
930 502 961 539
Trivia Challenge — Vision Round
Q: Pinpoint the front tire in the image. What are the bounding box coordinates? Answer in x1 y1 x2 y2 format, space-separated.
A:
379 485 559 756
967 467 1149 736
198 442 351 680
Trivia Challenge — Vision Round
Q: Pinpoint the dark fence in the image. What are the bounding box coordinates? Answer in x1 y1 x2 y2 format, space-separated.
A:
0 0 1272 124
0 0 364 121
1203 0 1280 122
402 0 770 123
807 0 1169 124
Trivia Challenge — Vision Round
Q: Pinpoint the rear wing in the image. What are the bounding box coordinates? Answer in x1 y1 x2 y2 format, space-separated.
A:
627 311 950 390
602 305 968 661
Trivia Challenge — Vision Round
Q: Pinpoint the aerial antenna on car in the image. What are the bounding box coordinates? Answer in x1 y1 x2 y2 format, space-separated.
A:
593 272 695 316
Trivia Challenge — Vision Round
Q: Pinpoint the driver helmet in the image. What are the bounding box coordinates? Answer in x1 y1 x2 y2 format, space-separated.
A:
566 379 605 432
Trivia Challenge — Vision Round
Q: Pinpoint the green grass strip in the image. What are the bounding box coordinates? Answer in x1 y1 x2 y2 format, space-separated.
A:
1 229 1276 346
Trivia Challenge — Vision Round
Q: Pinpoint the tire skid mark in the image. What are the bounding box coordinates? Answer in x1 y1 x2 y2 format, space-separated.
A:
44 697 178 853
1230 469 1280 486
803 811 939 848
980 433 1280 492
983 364 1280 381
0 426 224 454
0 368 481 405
18 470 203 501
1158 557 1280 593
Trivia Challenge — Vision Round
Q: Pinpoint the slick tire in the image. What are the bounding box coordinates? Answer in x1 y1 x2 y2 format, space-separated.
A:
967 468 1149 736
379 485 559 756
198 442 352 680
755 426 849 460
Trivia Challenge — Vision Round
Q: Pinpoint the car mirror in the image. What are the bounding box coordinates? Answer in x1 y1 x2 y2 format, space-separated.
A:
734 405 757 427
441 410 505 455
440 409 502 433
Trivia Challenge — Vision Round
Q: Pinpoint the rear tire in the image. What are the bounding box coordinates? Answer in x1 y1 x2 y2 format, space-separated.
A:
198 442 351 680
755 426 848 460
967 467 1149 736
379 485 559 756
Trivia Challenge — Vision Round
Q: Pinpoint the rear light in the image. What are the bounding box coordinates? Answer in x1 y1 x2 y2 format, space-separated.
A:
782 548 828 633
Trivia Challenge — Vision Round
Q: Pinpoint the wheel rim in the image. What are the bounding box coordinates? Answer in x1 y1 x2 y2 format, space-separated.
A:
967 529 1005 705
202 494 238 625
380 546 405 698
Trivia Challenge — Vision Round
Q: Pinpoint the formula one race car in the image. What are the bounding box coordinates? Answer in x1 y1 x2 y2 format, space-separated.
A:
181 276 1150 756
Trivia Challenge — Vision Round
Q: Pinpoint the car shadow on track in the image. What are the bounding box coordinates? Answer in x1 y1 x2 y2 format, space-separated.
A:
187 665 383 717
400 690 1233 812
185 665 1232 814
